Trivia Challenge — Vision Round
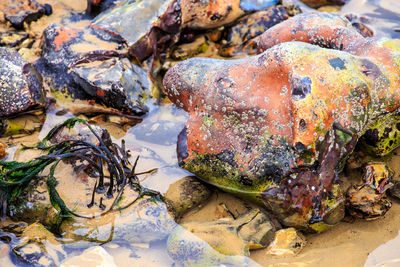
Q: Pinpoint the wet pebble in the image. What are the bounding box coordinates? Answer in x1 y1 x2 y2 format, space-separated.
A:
165 176 212 219
265 228 306 256
0 0 52 29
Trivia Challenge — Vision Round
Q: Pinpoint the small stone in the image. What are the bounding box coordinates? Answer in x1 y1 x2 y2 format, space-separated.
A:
0 143 7 161
265 228 306 256
346 163 393 220
0 31 28 47
165 176 212 219
60 246 117 267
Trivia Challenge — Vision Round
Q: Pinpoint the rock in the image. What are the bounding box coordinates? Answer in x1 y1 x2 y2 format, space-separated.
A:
71 57 151 115
167 225 257 267
60 246 117 267
36 23 152 116
0 0 51 29
299 0 346 9
86 0 123 16
181 0 278 30
317 5 341 12
218 6 289 57
91 0 182 62
180 220 250 257
0 47 45 117
345 14 374 38
12 222 66 266
163 12 400 230
346 186 392 220
0 31 28 47
0 143 6 161
265 228 306 256
165 176 212 219
346 163 393 220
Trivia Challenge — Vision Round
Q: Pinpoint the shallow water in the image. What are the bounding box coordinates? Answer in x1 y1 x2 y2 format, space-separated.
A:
1 0 400 266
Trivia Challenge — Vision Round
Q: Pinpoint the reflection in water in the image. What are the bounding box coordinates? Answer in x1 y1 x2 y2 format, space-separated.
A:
365 231 400 267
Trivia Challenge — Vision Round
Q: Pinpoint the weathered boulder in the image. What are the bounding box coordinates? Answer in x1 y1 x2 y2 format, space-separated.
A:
163 12 400 231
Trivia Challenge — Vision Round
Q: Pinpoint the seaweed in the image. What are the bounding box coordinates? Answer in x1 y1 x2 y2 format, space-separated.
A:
0 118 160 219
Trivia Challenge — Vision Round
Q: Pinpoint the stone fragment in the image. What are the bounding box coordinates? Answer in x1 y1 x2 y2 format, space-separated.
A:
299 0 346 8
60 246 117 267
265 228 306 256
0 143 6 161
180 0 278 30
346 163 393 220
0 31 28 47
167 225 256 267
0 47 45 117
219 6 289 57
165 176 212 219
1 0 51 29
36 23 151 116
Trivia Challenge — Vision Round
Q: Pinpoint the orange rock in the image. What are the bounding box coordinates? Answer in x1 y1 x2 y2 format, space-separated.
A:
163 12 400 230
0 143 7 161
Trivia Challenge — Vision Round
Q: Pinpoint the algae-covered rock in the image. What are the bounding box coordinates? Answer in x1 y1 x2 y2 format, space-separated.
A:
219 5 289 57
167 208 280 266
163 12 400 230
0 47 45 117
299 0 346 8
346 163 393 220
165 176 212 219
71 57 151 115
180 0 278 30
